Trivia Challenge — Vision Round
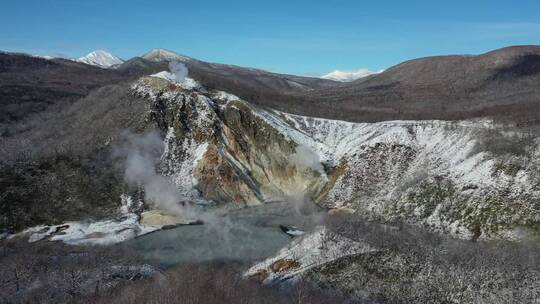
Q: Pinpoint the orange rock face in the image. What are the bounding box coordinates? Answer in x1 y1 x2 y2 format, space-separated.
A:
270 259 301 273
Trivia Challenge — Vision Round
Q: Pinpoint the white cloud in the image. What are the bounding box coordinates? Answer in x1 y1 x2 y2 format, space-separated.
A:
321 68 383 82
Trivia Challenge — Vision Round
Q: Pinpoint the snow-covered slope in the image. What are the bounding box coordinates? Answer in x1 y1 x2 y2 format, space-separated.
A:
76 50 124 68
142 48 191 62
245 227 376 284
263 111 540 239
16 213 160 245
321 69 381 81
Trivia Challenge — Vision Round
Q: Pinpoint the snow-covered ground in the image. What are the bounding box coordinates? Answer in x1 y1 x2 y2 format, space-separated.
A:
13 213 161 246
11 187 196 246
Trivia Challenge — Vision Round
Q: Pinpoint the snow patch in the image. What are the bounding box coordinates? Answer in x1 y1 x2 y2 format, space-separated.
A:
321 69 382 82
161 127 209 200
212 91 241 103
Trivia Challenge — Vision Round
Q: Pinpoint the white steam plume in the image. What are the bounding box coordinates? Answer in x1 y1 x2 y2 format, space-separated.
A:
291 145 325 175
169 61 188 83
116 130 196 217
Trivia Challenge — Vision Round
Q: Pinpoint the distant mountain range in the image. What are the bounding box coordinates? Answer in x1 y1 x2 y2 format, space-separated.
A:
44 48 372 82
5 45 540 127
76 48 191 68
5 45 540 126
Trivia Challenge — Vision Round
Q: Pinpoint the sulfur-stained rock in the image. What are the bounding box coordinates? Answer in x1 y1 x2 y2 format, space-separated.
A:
140 210 197 226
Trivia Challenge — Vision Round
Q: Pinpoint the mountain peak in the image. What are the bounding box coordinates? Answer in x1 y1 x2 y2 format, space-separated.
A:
142 48 191 62
76 50 124 68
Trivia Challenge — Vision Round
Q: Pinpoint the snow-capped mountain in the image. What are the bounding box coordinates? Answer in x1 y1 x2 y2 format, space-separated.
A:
142 48 191 62
321 68 380 82
77 50 124 68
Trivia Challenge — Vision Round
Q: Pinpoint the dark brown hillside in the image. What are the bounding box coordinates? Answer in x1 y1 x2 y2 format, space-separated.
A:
0 53 165 124
185 60 338 93
293 45 540 125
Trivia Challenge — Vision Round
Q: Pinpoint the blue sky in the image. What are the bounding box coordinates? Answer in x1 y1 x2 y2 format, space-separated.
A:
1 0 540 75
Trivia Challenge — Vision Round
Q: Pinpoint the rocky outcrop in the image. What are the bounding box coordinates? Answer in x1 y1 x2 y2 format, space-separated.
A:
245 227 376 285
131 75 540 240
132 76 328 208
